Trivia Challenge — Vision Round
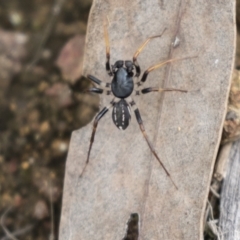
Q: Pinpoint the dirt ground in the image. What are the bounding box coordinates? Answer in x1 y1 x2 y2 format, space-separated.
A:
0 0 97 239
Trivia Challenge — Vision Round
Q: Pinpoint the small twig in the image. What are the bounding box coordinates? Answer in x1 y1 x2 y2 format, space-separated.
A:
0 206 34 240
207 220 222 240
27 0 66 70
210 185 220 199
204 201 222 239
1 206 18 240
49 180 55 240
1 224 34 240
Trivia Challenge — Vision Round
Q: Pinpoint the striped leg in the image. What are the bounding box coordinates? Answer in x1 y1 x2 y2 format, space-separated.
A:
104 21 113 76
136 56 195 87
135 87 187 95
133 28 166 77
86 75 112 95
85 87 111 96
127 97 178 189
79 100 115 177
87 74 111 88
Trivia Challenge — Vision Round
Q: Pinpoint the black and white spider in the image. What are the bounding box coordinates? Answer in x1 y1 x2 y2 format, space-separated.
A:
82 27 189 189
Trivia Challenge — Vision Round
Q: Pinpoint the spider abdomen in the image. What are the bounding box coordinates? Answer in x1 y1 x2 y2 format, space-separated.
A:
112 99 131 130
111 68 134 98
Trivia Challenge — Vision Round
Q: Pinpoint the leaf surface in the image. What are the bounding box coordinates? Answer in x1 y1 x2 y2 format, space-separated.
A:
59 0 235 239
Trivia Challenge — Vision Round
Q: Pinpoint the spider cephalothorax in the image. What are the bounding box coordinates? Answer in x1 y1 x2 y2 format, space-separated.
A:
81 26 189 189
111 60 134 98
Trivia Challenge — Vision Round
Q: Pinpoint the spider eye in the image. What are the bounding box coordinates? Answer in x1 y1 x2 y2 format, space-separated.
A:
125 61 134 72
125 60 133 67
114 60 124 68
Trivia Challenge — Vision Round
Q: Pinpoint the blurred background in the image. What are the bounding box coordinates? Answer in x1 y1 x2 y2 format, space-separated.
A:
0 0 98 239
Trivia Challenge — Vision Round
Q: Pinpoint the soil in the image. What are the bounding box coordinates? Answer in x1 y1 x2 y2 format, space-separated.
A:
0 0 96 239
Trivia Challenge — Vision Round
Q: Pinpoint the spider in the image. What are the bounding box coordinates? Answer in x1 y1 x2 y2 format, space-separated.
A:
81 26 190 189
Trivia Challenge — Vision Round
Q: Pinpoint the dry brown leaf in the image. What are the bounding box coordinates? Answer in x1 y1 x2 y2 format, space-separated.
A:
60 0 235 239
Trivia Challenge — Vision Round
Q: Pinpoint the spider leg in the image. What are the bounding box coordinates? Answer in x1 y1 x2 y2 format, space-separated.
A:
133 28 166 77
80 101 115 177
137 56 196 87
87 74 111 88
85 87 111 95
104 21 113 76
135 87 187 95
127 97 178 190
85 87 104 94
